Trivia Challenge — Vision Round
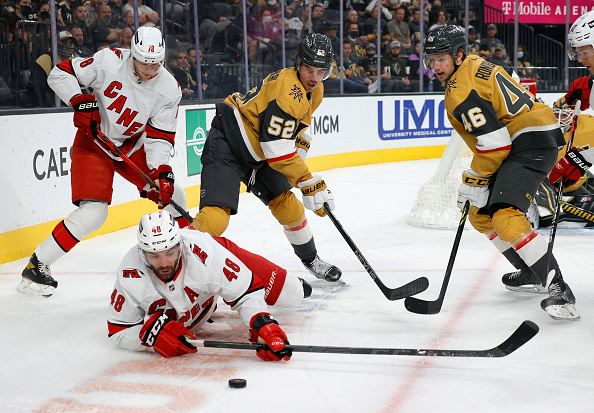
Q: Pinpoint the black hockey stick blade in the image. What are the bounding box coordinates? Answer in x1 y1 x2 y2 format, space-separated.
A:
404 201 470 314
323 202 429 300
187 320 538 358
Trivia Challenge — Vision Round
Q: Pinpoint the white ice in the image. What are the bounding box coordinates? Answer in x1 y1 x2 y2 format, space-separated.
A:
1 160 593 413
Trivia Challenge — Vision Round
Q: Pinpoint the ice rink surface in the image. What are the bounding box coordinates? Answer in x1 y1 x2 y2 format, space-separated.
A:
1 160 593 413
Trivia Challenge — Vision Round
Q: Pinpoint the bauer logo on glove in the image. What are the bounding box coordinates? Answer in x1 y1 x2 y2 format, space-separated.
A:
300 179 327 195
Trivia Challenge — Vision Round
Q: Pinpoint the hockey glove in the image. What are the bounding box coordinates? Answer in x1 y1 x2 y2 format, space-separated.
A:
249 313 292 362
457 170 489 209
565 76 593 111
139 313 197 358
549 148 592 187
141 165 175 208
295 133 312 162
298 175 334 217
71 94 101 133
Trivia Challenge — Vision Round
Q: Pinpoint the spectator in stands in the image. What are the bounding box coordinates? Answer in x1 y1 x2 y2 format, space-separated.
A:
408 6 428 46
6 0 35 40
196 1 232 53
407 40 434 91
71 25 93 57
85 0 103 27
307 3 328 34
167 49 194 100
467 27 480 56
341 39 375 90
429 9 449 31
387 5 411 54
69 4 94 50
59 0 75 29
516 45 534 78
380 40 410 92
108 0 125 29
479 23 501 59
326 23 340 54
31 31 77 106
323 40 373 95
187 47 222 99
37 2 50 22
110 25 133 49
344 9 362 36
365 0 393 23
91 4 121 51
122 9 135 31
360 42 379 82
427 0 445 27
488 41 512 73
361 5 391 52
123 0 159 27
344 21 369 59
387 0 411 22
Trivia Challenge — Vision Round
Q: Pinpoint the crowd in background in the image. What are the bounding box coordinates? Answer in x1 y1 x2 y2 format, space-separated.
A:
0 0 587 109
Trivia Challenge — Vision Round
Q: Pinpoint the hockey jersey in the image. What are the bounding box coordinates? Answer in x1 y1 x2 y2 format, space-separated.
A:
48 48 182 170
218 67 323 187
445 56 562 177
107 229 267 352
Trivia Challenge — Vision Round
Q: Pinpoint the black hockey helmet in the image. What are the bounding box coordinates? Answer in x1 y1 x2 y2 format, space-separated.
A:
295 33 334 80
423 25 467 69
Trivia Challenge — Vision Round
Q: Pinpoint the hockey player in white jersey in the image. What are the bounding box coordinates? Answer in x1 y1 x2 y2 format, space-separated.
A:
108 211 309 361
18 27 189 297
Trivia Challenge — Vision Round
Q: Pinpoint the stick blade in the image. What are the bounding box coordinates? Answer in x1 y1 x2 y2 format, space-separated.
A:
386 277 429 300
404 295 442 314
492 320 539 357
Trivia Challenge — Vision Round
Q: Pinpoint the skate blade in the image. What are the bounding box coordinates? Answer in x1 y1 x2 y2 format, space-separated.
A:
505 284 547 294
545 303 581 321
17 278 55 298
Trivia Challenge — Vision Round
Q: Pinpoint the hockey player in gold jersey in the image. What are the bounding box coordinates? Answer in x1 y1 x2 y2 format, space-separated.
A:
192 33 341 283
423 25 579 320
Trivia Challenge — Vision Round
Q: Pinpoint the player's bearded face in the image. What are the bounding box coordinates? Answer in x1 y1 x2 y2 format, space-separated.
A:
144 244 181 281
133 59 160 81
298 63 327 92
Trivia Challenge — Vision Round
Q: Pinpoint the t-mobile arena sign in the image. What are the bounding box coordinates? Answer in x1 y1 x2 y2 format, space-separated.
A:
485 0 594 24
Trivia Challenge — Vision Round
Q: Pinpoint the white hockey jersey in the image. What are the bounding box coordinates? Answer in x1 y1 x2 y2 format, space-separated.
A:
48 48 182 169
107 229 268 352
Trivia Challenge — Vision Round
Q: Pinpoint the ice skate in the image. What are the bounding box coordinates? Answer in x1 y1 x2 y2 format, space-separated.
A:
502 268 547 293
302 255 342 282
17 253 58 297
540 281 580 321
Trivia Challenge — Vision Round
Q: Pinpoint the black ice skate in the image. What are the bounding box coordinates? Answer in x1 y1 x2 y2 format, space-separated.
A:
502 268 546 294
17 253 58 297
302 255 342 282
540 281 580 321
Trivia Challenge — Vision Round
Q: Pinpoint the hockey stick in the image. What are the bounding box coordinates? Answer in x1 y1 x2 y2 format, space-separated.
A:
187 320 538 358
546 101 581 269
404 200 470 314
90 121 193 223
323 202 429 300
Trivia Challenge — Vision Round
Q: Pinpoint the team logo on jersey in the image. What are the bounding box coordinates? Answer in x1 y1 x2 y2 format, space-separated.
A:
290 85 303 102
445 78 457 93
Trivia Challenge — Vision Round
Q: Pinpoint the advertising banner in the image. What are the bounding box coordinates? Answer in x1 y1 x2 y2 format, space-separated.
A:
484 0 594 24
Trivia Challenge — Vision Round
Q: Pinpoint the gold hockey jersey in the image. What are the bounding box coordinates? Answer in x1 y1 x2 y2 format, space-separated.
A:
445 56 561 177
221 67 324 187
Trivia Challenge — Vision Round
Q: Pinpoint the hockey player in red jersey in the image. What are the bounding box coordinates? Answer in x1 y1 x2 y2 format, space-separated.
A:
107 211 309 361
424 25 578 320
19 27 190 297
192 33 341 283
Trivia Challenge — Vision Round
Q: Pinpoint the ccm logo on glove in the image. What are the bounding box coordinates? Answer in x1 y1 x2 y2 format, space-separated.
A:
462 174 489 187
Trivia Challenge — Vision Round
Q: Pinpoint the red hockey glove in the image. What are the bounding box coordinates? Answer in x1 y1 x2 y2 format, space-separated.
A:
139 313 197 358
140 165 175 208
249 313 292 361
549 148 592 187
564 76 593 111
71 94 101 132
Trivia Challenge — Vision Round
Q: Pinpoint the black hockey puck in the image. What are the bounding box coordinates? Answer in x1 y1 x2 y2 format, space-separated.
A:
228 378 247 389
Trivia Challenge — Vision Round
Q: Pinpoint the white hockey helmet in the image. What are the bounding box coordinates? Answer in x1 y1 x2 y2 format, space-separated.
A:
553 100 575 133
137 211 180 255
567 11 594 60
131 26 165 64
